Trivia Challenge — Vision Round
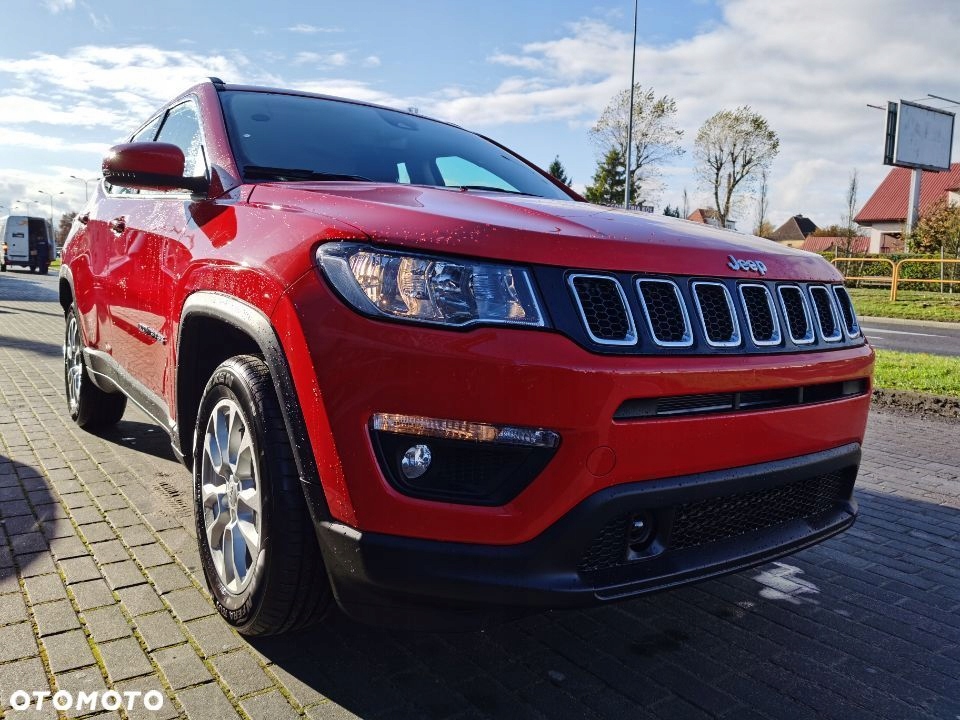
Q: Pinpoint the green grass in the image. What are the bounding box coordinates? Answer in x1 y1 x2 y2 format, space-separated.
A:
848 288 960 323
873 350 960 398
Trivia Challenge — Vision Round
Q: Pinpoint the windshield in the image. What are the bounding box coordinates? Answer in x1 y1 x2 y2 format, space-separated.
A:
219 91 571 200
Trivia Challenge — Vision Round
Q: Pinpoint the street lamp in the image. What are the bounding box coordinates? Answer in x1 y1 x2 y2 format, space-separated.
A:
623 0 639 211
69 175 99 203
37 190 64 226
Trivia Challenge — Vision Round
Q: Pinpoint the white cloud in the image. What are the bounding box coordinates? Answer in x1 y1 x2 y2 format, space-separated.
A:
427 0 960 226
287 24 341 34
0 127 107 154
294 51 350 68
43 0 76 12
362 55 381 68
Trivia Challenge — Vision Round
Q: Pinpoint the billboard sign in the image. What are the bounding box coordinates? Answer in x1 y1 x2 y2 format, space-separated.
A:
886 100 955 172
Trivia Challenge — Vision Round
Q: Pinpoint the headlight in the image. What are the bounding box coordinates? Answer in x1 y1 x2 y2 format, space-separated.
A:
317 242 546 327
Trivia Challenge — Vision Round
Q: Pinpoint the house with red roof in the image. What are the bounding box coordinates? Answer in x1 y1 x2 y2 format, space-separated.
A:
800 235 870 254
855 163 960 253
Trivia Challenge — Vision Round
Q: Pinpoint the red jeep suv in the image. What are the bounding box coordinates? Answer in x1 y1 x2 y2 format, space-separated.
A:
60 78 873 635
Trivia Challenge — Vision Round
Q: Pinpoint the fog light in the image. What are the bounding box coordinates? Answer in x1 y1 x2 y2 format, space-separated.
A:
370 413 561 505
401 444 432 479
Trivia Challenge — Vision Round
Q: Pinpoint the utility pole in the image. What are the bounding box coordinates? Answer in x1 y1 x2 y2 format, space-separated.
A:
623 0 638 211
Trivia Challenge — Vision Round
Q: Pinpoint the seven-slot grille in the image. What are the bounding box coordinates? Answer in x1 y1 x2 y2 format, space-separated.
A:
565 273 861 352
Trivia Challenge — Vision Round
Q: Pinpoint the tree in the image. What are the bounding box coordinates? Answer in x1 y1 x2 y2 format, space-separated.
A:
910 198 960 256
754 170 770 237
663 205 680 218
839 170 860 256
56 211 77 247
584 149 631 206
548 156 571 186
756 221 775 238
681 188 690 218
590 84 684 206
694 106 779 227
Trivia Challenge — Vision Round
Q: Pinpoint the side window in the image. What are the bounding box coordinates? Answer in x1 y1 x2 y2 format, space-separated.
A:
155 102 208 178
131 115 163 143
434 156 517 192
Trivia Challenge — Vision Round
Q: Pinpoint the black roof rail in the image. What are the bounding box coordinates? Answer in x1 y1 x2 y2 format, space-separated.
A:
208 77 226 90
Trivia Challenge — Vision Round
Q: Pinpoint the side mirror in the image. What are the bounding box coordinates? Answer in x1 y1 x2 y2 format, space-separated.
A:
102 142 209 194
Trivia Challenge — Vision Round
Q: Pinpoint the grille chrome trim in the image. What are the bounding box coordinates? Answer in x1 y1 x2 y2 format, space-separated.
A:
567 274 638 346
636 279 694 348
691 281 741 348
738 283 782 346
809 285 843 342
777 285 815 345
831 285 861 338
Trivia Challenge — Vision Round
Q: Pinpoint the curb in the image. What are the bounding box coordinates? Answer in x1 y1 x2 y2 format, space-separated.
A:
871 388 960 420
859 315 960 330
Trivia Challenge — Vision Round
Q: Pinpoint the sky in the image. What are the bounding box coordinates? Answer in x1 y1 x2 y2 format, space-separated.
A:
1 0 959 232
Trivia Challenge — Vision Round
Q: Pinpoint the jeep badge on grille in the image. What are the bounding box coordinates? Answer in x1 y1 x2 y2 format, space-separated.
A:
727 255 767 276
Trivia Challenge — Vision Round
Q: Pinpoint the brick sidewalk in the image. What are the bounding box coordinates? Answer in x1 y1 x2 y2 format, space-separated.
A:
1 271 959 720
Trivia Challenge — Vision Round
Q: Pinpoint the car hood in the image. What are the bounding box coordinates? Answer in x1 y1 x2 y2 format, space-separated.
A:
247 183 839 282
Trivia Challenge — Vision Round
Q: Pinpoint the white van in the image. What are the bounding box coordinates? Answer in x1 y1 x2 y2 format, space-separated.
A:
1 215 55 274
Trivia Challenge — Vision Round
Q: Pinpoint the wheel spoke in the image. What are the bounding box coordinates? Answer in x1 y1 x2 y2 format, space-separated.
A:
237 486 260 517
236 518 260 561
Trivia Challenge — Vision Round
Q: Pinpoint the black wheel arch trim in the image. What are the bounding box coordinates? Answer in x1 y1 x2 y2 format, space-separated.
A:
177 292 330 519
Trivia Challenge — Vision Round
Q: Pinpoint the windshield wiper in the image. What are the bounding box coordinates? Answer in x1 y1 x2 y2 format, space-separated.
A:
243 165 372 182
449 185 534 196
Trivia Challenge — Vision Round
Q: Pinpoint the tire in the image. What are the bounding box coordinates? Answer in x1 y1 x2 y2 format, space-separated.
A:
193 355 331 636
64 304 127 428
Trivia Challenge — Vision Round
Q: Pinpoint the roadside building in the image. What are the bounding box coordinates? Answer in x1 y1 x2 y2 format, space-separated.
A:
687 207 737 230
770 214 818 248
855 163 960 254
800 235 870 254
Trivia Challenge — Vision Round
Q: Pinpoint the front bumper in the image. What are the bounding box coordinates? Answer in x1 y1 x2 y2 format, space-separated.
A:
314 444 859 627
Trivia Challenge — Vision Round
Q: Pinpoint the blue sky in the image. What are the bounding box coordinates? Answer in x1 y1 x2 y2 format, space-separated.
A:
2 0 958 231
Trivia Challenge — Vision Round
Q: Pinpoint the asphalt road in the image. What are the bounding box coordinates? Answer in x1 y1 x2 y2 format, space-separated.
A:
859 317 960 357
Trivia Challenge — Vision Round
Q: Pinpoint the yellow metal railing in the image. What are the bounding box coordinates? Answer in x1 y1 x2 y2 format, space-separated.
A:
832 256 960 301
890 258 960 301
831 257 896 296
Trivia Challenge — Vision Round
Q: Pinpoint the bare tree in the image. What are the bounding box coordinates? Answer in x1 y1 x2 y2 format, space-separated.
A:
590 84 684 207
754 170 770 237
694 106 779 227
840 170 859 256
681 188 690 218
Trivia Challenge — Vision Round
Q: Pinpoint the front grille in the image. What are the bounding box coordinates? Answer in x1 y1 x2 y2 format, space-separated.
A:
637 279 692 346
558 269 865 355
739 284 780 345
809 286 842 341
578 471 852 573
778 285 814 344
613 379 868 420
692 282 739 346
568 275 636 345
669 471 849 550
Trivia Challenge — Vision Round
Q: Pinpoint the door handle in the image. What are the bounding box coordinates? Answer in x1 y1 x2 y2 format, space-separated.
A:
109 217 126 235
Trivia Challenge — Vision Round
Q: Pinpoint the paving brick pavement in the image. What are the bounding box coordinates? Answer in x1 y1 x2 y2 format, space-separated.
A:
0 269 958 719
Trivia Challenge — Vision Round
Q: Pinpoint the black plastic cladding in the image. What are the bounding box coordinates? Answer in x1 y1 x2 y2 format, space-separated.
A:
532 266 866 356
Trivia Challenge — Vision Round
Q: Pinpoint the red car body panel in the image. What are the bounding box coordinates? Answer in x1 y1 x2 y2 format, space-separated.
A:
279 273 872 544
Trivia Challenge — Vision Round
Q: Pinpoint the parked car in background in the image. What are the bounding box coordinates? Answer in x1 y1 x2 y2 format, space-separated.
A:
60 78 874 636
1 215 55 274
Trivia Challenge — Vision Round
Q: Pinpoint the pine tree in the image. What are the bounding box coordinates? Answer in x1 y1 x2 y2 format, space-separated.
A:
548 156 571 186
585 149 630 206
